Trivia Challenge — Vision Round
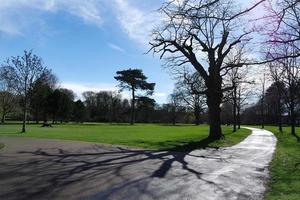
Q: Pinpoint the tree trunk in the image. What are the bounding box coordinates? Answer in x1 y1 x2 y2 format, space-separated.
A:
290 100 299 141
52 114 56 124
261 94 265 129
194 111 200 126
261 74 265 129
206 73 224 140
194 105 201 126
34 108 39 124
237 113 241 129
1 113 5 124
277 97 282 133
275 83 282 133
130 87 135 125
208 102 222 140
22 96 27 133
237 88 241 130
172 106 176 126
237 107 241 129
233 84 237 132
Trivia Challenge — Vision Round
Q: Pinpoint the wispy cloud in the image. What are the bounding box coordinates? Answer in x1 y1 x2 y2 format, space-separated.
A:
154 92 167 97
113 0 160 46
0 0 161 48
108 43 125 53
0 0 103 36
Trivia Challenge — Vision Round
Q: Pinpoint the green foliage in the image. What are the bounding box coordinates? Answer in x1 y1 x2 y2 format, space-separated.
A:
262 126 300 200
47 88 74 122
114 68 155 93
0 124 250 150
72 100 86 123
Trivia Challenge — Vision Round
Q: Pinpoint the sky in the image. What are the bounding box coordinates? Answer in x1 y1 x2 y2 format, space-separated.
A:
0 0 266 104
0 0 171 103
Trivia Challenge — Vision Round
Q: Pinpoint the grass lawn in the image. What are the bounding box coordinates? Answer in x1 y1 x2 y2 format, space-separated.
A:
258 126 300 200
0 123 251 150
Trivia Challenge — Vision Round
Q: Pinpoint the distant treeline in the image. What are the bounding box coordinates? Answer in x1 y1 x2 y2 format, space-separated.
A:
1 88 203 125
1 51 299 131
242 82 300 126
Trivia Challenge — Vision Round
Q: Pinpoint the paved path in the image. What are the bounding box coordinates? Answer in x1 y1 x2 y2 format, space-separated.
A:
0 128 277 200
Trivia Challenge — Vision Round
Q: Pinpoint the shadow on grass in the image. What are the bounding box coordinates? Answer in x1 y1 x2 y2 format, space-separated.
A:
169 137 218 152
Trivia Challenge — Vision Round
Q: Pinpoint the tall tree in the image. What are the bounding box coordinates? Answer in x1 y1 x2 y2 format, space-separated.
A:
268 62 286 132
168 91 183 126
47 88 74 123
136 96 156 123
150 0 264 140
114 69 155 125
264 81 286 128
268 44 300 141
73 100 86 123
223 46 251 132
57 89 74 123
0 50 47 132
29 70 57 124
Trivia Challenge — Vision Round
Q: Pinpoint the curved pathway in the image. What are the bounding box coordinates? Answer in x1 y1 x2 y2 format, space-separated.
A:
0 127 276 200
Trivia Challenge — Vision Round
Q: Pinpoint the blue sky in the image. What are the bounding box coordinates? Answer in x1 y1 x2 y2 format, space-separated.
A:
0 0 266 104
0 0 171 103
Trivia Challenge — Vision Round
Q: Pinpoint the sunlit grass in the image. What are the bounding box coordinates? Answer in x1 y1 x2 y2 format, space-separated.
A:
252 126 300 200
0 123 250 150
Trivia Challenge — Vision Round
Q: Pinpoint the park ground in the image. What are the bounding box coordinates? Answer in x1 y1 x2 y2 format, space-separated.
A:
260 126 300 200
0 123 250 150
0 123 299 199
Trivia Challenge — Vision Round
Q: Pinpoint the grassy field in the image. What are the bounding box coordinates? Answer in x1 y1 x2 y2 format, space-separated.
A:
260 126 300 200
0 123 251 150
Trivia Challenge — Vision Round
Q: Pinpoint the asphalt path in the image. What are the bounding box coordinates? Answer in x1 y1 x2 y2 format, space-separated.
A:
0 127 277 200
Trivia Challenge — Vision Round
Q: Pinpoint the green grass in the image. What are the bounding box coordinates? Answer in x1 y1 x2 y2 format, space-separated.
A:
0 123 251 150
0 143 4 150
257 126 300 200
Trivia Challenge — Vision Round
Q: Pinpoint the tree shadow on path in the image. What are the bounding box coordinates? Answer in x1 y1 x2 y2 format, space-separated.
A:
0 137 224 200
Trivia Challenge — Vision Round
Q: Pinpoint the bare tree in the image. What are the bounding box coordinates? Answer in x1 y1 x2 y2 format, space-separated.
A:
0 50 47 133
223 45 254 132
264 0 300 53
150 0 264 139
268 62 285 132
174 70 206 125
168 91 183 126
269 43 300 140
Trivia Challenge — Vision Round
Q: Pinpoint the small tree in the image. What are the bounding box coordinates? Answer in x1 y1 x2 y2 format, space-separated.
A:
114 69 155 125
174 70 206 125
0 50 47 132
